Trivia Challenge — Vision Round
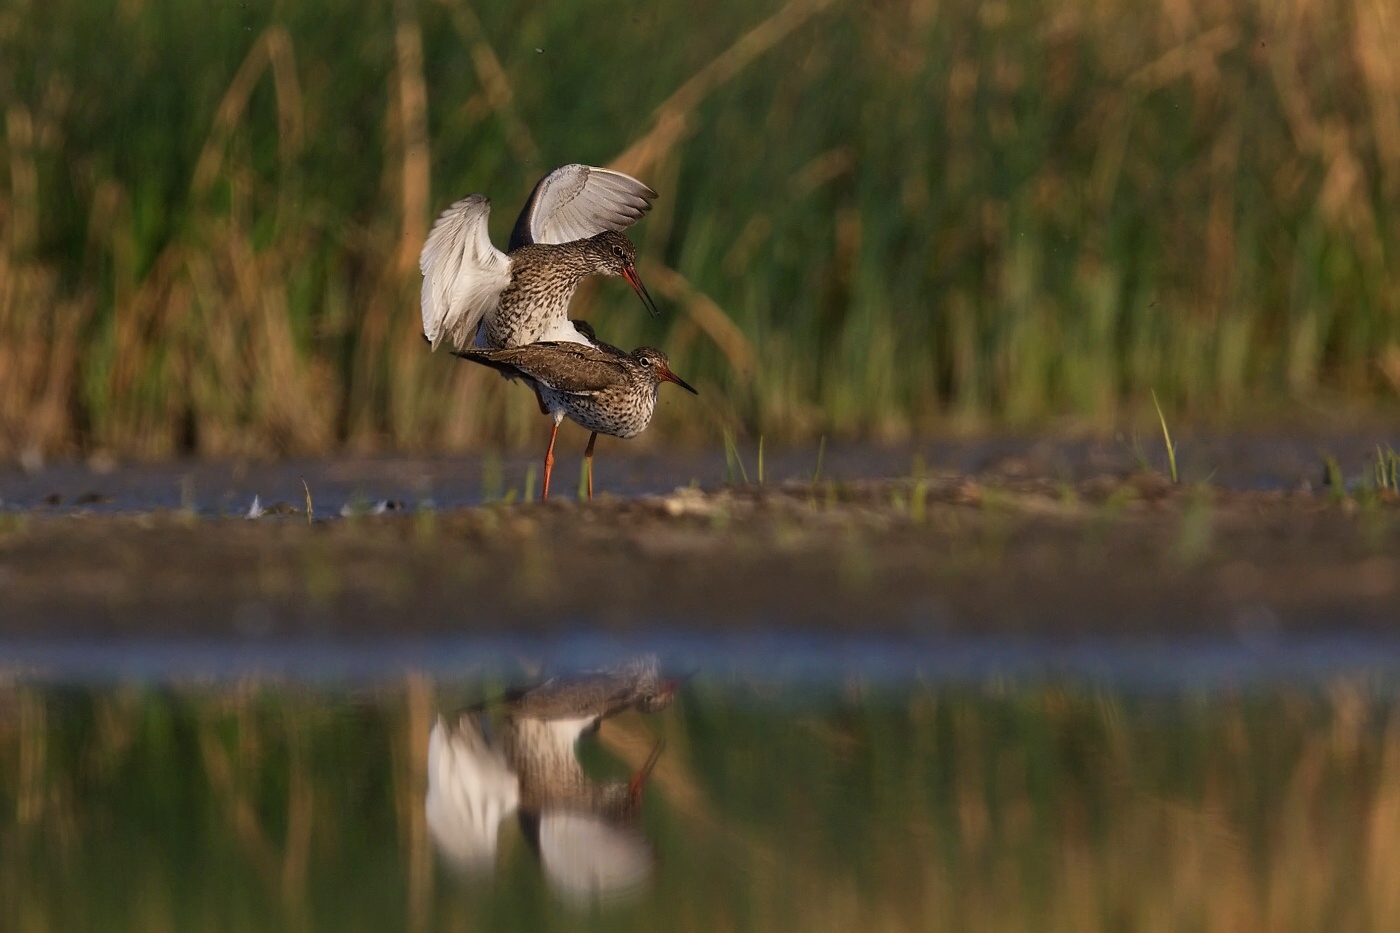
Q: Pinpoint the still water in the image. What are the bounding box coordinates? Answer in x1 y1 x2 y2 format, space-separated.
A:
5 643 1400 932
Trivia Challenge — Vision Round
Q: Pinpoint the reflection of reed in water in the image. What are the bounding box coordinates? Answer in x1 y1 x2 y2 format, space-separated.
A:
425 657 675 901
14 677 1400 931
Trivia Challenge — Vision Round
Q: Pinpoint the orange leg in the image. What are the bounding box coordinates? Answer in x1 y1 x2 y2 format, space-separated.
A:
541 420 560 500
628 739 666 803
584 432 597 500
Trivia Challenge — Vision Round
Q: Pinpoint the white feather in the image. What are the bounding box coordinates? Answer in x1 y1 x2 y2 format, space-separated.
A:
538 811 653 901
515 165 656 248
424 715 520 871
419 195 512 351
536 318 593 345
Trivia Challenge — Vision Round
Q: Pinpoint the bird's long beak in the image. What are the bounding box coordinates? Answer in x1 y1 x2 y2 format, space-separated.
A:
658 365 699 395
622 263 660 317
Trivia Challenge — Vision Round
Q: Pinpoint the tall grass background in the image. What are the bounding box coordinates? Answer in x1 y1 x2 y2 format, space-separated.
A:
1 0 1398 459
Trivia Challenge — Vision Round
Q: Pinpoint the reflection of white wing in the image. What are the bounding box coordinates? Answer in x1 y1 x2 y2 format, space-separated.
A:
419 196 512 351
425 715 520 870
507 165 657 250
538 811 653 901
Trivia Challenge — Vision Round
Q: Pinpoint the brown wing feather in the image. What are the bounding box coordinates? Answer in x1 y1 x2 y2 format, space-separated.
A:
453 343 627 396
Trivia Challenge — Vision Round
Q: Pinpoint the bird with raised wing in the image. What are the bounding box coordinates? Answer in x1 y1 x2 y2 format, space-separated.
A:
420 164 659 352
452 341 697 500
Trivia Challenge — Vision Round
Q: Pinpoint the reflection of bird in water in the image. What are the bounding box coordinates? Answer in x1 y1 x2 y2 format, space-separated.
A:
425 658 676 901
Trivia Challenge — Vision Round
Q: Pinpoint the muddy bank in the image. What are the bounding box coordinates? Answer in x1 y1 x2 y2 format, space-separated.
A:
0 470 1396 638
4 428 1400 514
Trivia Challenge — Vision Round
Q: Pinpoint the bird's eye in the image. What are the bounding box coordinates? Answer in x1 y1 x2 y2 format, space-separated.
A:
611 245 625 258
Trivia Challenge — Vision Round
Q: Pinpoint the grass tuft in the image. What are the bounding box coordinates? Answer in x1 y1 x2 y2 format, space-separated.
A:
1373 445 1400 492
723 429 750 486
1150 391 1178 485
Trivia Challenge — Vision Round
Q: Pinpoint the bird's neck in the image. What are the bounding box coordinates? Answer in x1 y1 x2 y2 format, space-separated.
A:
513 243 595 282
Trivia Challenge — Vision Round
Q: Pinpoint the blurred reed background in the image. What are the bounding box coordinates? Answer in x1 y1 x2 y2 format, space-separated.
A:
1 0 1398 460
5 678 1400 932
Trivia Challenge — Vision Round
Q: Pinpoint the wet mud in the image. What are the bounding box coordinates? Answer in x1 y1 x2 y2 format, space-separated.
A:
1 463 1396 638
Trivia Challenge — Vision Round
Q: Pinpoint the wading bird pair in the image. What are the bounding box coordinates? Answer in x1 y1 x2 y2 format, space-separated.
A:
419 164 696 499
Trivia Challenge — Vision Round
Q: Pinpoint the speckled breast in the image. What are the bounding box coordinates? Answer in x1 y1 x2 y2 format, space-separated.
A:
541 384 657 439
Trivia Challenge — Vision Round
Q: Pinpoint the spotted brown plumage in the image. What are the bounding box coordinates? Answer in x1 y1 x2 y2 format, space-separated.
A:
419 165 659 352
452 342 697 499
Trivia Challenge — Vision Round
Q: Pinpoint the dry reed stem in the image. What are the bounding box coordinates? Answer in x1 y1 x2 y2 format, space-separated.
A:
609 0 839 178
394 0 430 276
4 105 36 252
789 146 855 197
15 689 45 828
198 721 282 885
434 0 540 165
1356 0 1400 199
1127 24 1239 92
280 725 313 931
401 672 434 933
639 259 756 379
192 27 303 199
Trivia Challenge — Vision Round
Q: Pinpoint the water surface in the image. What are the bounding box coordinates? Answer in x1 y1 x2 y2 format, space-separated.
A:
5 646 1400 932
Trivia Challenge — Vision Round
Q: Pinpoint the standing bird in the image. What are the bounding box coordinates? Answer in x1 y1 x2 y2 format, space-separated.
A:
452 342 697 500
419 164 659 352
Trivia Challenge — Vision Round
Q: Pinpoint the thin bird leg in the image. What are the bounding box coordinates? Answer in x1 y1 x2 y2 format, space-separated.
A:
628 739 667 802
584 432 598 500
542 421 560 500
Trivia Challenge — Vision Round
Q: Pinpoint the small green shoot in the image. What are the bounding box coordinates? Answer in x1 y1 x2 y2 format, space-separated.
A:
1150 390 1178 484
481 453 503 503
813 435 826 484
723 429 750 486
415 500 436 539
757 436 765 485
910 454 927 524
301 478 313 525
1322 454 1345 501
524 463 537 503
1374 445 1400 491
1127 431 1152 474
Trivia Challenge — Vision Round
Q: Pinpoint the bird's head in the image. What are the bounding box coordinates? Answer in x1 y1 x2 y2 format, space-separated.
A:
631 348 697 395
585 231 658 317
